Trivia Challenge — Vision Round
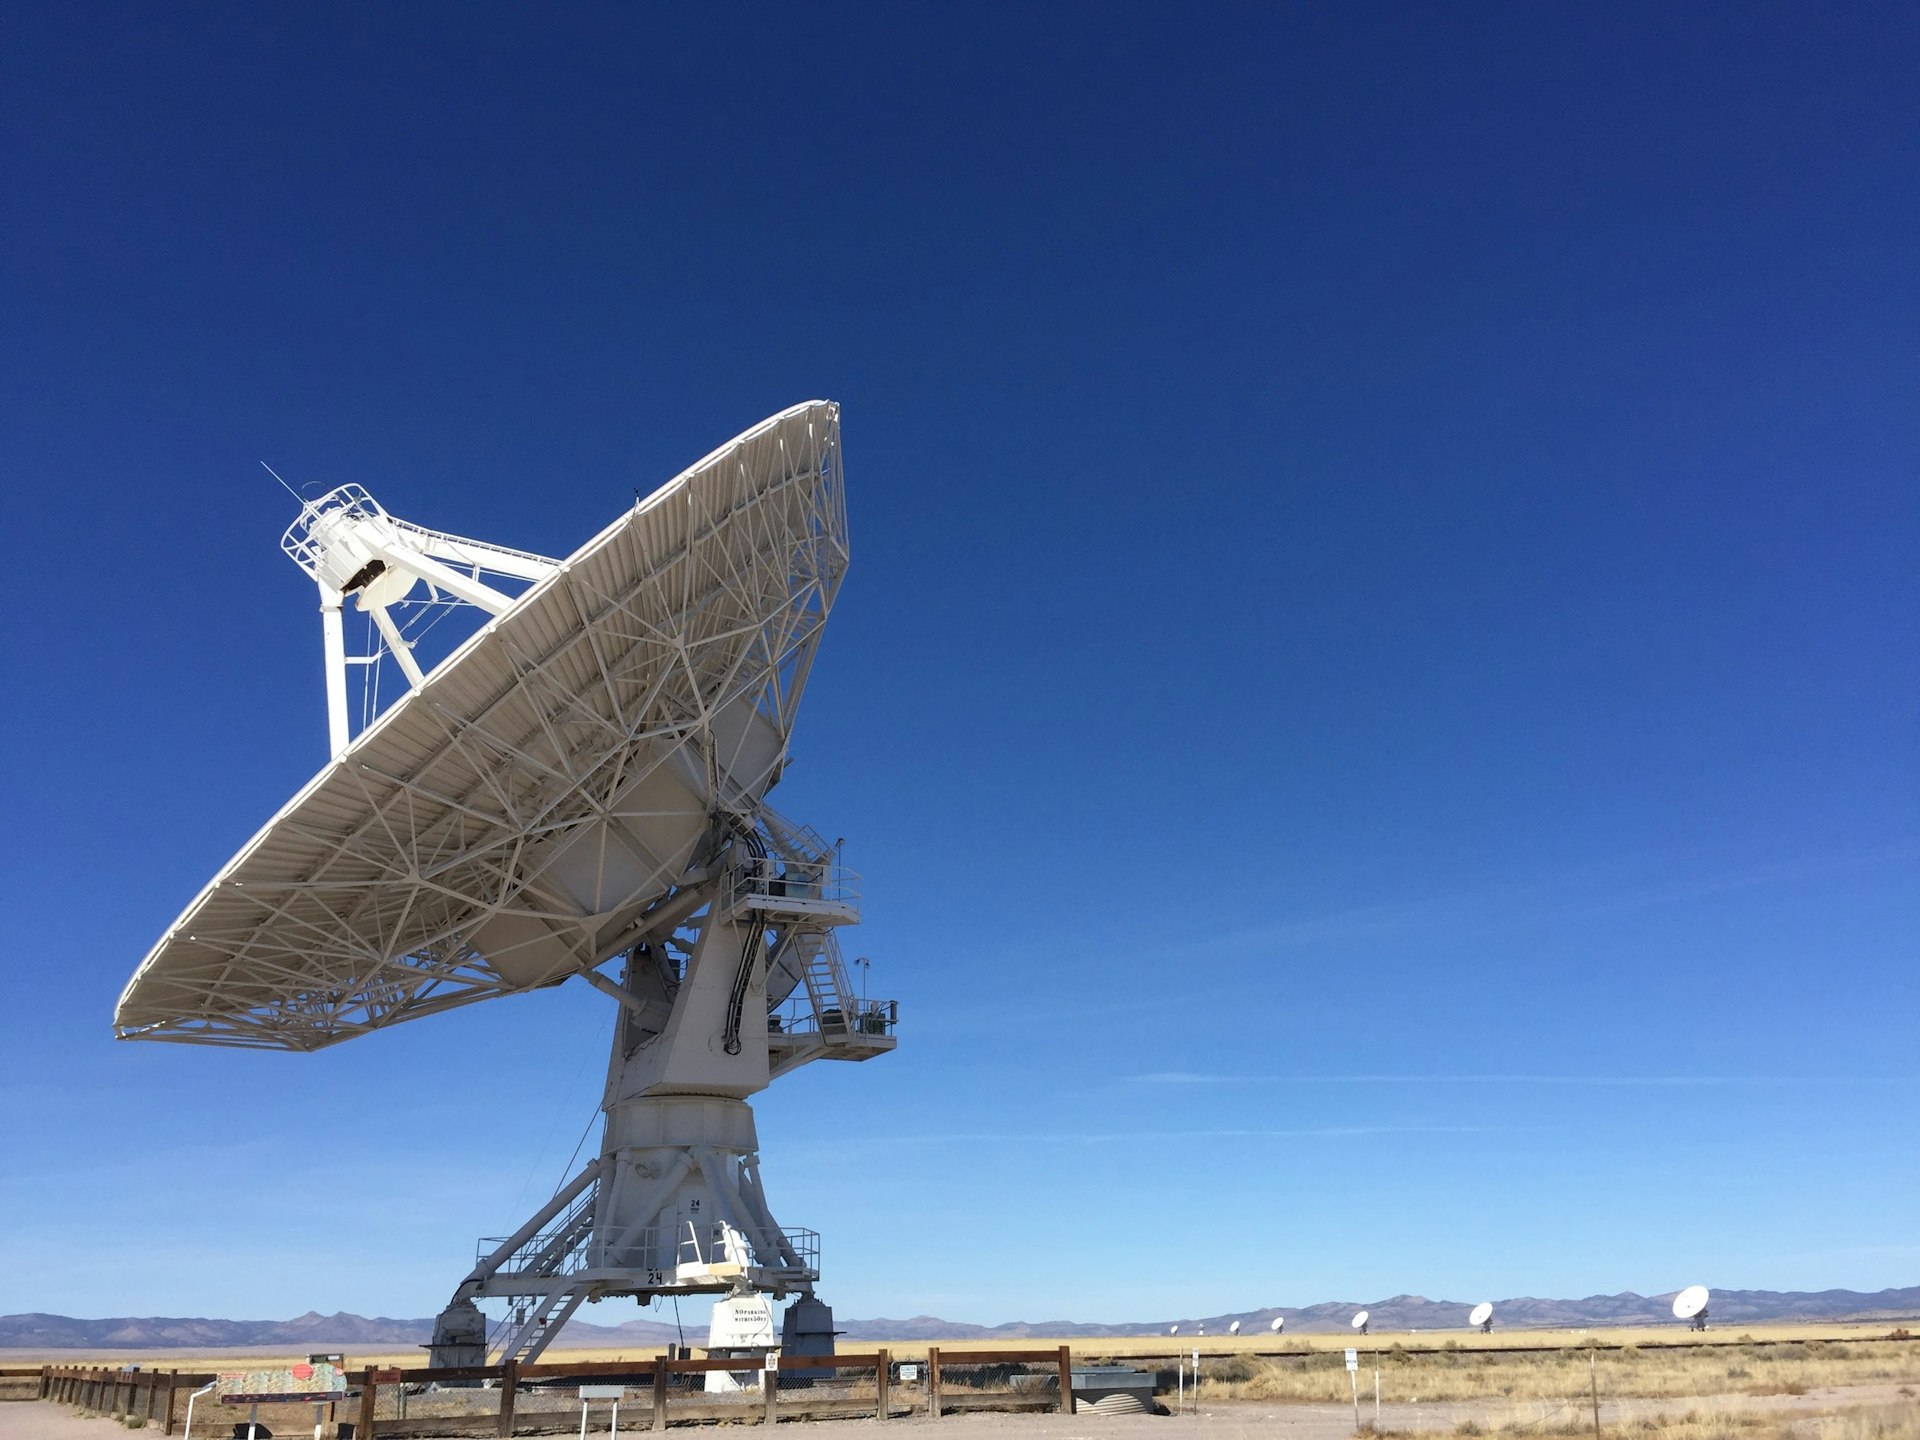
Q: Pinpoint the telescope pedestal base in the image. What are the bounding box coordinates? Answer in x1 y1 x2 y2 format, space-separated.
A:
432 1094 820 1364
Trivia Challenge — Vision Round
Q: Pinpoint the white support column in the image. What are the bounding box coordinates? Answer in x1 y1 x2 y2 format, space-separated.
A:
320 587 350 757
367 603 427 689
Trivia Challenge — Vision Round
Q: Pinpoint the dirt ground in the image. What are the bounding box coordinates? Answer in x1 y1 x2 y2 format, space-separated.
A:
5 1382 1914 1440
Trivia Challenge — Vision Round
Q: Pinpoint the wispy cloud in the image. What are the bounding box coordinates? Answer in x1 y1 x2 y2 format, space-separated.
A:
793 1124 1525 1147
1128 1072 1919 1086
1181 841 1920 961
918 841 1918 1039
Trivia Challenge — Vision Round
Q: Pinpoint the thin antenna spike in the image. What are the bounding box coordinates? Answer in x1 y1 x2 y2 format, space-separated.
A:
261 462 304 502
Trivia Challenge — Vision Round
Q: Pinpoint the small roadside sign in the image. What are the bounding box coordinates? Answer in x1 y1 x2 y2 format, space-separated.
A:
1345 1348 1359 1371
579 1385 626 1400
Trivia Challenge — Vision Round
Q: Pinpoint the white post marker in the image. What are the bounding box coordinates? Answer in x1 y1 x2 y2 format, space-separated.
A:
181 1380 218 1440
580 1385 626 1439
1346 1348 1360 1431
1375 1367 1381 1427
1193 1348 1201 1413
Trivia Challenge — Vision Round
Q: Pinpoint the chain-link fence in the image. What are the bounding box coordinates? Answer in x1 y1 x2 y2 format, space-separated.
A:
927 1347 1072 1418
372 1375 505 1427
772 1353 887 1420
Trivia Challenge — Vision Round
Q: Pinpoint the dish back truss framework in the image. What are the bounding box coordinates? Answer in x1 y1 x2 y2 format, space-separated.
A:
116 402 895 1365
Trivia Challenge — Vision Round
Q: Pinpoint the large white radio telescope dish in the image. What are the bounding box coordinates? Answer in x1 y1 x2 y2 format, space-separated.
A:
1469 1302 1493 1329
1269 1316 1285 1332
1672 1286 1710 1322
116 403 895 1369
1351 1310 1370 1332
1228 1320 1241 1335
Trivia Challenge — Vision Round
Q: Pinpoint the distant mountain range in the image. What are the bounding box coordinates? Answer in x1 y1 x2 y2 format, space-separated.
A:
4 1286 1917 1351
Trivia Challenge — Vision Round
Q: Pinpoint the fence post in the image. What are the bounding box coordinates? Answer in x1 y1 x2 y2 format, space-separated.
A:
164 1374 179 1436
874 1349 890 1422
1056 1345 1073 1415
359 1369 389 1440
927 1347 941 1420
497 1358 518 1437
761 1359 778 1426
653 1355 670 1432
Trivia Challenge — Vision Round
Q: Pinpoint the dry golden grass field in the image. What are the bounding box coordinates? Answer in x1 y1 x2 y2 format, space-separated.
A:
8 1325 1918 1440
9 1322 1917 1400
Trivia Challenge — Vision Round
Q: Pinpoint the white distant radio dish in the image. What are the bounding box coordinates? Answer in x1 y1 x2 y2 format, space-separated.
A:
1270 1316 1285 1333
1169 1325 1179 1336
1672 1285 1710 1328
1469 1302 1494 1329
1351 1310 1370 1333
1228 1320 1241 1335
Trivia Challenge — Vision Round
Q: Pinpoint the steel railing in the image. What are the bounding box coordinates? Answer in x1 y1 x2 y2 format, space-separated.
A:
768 995 897 1039
722 856 860 916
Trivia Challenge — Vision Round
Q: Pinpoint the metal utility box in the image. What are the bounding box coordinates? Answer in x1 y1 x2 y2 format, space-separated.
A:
1070 1365 1157 1413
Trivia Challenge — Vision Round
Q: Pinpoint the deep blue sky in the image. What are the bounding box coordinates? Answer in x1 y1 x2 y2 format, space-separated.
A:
2 3 1915 1327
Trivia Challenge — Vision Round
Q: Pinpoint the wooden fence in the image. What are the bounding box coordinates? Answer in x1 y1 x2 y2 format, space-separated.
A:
34 1366 217 1430
33 1346 1075 1436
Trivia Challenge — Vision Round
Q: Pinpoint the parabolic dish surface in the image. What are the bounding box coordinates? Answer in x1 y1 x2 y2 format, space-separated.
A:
116 401 847 1051
1672 1285 1710 1319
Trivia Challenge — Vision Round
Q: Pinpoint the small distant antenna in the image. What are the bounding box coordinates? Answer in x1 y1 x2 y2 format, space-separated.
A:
1228 1320 1241 1335
1469 1302 1494 1333
1269 1316 1285 1333
1351 1310 1370 1335
1169 1325 1179 1336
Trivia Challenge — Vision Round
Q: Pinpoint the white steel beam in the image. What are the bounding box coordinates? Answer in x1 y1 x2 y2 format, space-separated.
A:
320 589 350 758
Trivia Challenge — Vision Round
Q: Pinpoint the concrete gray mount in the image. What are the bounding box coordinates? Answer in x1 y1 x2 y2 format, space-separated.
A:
429 827 894 1366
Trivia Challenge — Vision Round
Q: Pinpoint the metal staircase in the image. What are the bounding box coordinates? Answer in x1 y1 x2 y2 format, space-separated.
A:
493 1287 588 1365
767 926 896 1077
793 929 853 1033
472 1174 601 1362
